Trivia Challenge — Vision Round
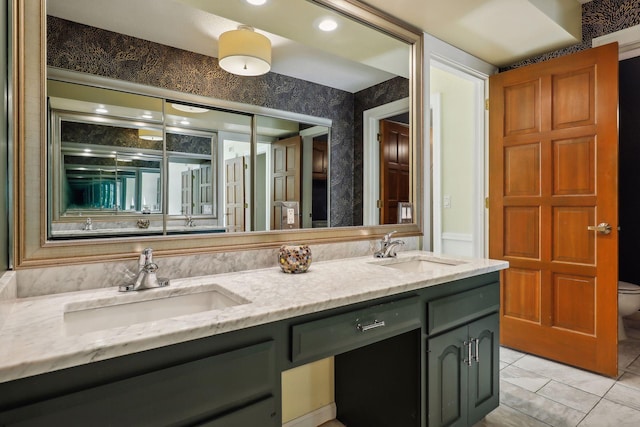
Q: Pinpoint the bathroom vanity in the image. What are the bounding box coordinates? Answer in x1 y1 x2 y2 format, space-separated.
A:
0 252 507 426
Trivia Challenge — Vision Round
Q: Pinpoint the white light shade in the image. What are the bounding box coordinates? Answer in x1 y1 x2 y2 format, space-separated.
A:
218 26 271 76
138 129 163 141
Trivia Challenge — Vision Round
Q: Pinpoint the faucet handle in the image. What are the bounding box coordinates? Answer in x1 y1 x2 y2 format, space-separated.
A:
142 247 154 265
383 231 398 243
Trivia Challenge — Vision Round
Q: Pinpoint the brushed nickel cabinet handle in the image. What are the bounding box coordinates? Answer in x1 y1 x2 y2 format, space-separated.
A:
356 319 385 332
472 337 480 363
464 340 472 366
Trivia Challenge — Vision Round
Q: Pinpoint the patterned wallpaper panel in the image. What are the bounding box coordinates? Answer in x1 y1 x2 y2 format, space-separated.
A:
166 133 212 155
61 121 163 151
503 0 640 70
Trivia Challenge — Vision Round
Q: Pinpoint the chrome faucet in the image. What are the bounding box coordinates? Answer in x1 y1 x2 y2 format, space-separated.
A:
185 215 195 227
82 218 94 231
374 231 405 258
119 248 169 292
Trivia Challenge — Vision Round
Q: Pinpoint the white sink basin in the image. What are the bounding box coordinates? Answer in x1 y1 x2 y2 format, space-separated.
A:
372 256 467 273
64 284 250 335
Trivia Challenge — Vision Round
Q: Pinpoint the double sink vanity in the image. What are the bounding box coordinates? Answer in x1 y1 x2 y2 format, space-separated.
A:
0 251 507 426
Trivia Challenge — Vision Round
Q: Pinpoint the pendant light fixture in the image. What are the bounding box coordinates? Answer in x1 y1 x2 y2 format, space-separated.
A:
218 25 272 76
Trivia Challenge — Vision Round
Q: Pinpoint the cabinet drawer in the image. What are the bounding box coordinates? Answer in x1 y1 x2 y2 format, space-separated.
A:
292 297 421 363
0 340 276 426
198 396 277 427
427 282 499 335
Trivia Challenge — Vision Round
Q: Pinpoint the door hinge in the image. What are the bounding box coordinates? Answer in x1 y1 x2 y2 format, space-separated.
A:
244 163 248 170
244 203 249 208
485 197 489 209
377 200 383 208
485 99 490 111
377 133 381 142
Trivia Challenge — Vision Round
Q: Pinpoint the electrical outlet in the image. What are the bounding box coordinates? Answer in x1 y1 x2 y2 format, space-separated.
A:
443 195 451 209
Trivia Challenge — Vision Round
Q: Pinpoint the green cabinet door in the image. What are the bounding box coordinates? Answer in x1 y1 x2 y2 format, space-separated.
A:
427 313 499 427
427 323 469 427
467 313 499 426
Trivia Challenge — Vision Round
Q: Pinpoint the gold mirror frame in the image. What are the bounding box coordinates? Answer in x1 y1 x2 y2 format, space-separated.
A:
12 0 424 267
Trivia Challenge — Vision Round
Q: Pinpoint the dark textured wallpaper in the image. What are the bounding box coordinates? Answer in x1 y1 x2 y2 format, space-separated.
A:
502 0 640 70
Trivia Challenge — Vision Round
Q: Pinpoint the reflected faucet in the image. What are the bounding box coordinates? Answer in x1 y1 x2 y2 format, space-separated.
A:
82 218 93 231
119 248 169 292
374 231 405 258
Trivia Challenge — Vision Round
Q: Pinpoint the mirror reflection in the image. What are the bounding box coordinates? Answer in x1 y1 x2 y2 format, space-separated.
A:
46 0 413 240
47 80 333 238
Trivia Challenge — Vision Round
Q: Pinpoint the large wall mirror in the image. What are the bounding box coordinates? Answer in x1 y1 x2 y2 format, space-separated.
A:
13 0 423 266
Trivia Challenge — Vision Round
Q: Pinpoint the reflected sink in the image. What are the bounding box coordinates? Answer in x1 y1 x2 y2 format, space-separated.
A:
64 284 250 335
371 256 467 273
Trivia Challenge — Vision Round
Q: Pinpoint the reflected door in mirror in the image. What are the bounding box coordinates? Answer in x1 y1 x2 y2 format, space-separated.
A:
380 119 410 224
272 136 301 230
225 157 246 233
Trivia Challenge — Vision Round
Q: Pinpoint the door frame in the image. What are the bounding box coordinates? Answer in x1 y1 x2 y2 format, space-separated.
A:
300 126 331 228
430 59 488 257
363 97 409 226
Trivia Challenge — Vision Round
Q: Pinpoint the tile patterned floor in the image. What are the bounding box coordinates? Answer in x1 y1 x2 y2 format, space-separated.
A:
474 327 640 427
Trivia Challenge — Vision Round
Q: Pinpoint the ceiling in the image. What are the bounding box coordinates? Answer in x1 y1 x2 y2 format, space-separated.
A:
47 0 589 93
365 0 587 67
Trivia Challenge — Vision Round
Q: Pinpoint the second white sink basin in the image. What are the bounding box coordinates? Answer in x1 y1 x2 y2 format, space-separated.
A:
64 284 250 335
372 255 467 273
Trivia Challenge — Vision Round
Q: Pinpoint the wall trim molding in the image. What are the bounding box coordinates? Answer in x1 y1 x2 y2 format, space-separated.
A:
362 97 410 226
282 403 337 427
593 24 640 60
441 232 473 257
442 232 473 242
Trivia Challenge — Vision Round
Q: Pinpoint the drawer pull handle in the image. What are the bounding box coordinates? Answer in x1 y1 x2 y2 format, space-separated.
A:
357 319 386 332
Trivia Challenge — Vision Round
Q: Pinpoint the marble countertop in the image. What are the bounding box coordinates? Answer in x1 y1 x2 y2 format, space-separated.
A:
0 251 507 383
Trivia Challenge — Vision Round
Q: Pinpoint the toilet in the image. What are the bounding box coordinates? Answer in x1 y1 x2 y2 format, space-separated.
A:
618 281 640 340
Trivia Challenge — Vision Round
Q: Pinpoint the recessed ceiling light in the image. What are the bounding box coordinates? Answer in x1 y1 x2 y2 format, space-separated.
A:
246 0 267 5
318 19 338 32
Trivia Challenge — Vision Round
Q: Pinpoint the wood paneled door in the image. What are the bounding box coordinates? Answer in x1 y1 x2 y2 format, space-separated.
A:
271 136 302 230
489 43 619 376
225 156 245 233
380 119 410 224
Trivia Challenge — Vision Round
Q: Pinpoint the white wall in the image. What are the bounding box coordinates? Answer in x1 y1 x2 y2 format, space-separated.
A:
430 67 475 236
423 33 497 256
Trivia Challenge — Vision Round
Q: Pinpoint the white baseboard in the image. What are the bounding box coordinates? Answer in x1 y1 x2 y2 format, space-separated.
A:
282 403 337 427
